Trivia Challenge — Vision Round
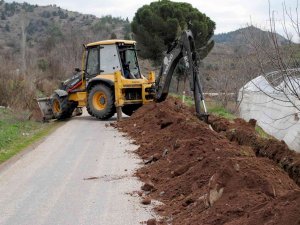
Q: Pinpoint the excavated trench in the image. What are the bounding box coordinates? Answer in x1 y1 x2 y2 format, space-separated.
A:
209 115 300 186
114 97 300 225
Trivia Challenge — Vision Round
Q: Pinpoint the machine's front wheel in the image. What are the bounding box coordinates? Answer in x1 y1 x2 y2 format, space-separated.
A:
51 94 75 120
87 84 115 120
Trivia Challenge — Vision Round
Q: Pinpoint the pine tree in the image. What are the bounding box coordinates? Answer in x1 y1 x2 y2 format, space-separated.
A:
131 0 215 62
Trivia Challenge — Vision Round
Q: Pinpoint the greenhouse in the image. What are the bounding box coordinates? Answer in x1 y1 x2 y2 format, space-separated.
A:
238 69 300 152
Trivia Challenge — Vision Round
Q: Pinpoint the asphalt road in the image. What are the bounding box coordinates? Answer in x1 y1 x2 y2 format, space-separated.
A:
0 113 154 225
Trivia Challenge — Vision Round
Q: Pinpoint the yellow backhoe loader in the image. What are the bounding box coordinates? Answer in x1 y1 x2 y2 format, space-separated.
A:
37 30 209 122
38 39 155 121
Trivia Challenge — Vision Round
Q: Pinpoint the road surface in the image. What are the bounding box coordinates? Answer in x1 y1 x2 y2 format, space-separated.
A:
0 113 154 225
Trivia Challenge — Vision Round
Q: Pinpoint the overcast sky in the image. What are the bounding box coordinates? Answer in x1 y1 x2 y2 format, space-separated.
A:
6 0 300 38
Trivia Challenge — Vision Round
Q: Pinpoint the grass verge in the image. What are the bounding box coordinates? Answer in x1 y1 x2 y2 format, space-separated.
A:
205 101 236 120
0 108 59 164
170 93 236 120
255 125 272 139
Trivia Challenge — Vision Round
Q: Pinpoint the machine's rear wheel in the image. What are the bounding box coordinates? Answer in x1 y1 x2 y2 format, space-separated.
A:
122 104 142 116
87 84 115 120
51 94 75 120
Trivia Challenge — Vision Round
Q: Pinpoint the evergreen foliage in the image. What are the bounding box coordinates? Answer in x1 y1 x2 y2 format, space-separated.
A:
131 0 215 61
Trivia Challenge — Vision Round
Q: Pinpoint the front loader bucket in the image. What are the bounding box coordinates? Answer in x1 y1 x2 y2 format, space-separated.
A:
37 97 54 122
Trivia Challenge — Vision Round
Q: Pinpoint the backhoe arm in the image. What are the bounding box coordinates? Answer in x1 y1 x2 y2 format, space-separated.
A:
155 30 208 121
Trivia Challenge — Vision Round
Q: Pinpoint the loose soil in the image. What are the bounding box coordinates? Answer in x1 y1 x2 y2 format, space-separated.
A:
115 97 300 225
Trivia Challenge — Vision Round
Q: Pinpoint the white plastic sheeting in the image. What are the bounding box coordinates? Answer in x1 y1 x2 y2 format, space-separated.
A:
238 74 300 152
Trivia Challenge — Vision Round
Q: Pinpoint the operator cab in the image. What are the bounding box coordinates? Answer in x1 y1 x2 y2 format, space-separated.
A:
85 40 141 80
119 45 141 79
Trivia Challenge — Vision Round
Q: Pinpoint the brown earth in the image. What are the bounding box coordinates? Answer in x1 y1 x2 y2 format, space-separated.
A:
209 115 300 186
115 97 300 225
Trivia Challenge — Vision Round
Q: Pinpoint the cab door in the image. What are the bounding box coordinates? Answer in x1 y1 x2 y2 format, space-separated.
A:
99 45 121 75
85 47 100 79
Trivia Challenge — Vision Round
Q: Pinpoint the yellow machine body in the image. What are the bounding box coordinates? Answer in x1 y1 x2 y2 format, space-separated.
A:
67 72 155 107
64 39 155 120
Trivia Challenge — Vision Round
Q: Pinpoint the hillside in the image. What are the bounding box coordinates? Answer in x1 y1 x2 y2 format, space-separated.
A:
195 26 300 106
0 1 132 112
0 1 130 52
214 26 289 46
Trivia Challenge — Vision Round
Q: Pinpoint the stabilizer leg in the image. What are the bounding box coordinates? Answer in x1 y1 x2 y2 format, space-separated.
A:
116 106 122 121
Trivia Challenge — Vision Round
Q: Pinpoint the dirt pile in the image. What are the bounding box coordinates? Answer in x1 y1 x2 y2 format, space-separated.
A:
209 116 300 186
116 98 300 225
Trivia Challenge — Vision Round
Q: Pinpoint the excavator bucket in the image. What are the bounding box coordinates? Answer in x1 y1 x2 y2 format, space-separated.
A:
36 97 54 122
197 113 209 124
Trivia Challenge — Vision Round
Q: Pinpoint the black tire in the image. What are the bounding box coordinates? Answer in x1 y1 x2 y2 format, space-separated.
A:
122 104 142 116
51 94 75 120
86 84 115 120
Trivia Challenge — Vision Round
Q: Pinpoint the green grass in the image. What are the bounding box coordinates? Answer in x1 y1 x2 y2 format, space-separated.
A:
255 125 272 139
170 93 236 120
0 108 59 163
207 105 236 120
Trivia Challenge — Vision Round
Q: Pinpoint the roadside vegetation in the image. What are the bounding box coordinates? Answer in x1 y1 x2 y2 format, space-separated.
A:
207 103 236 120
0 108 58 163
170 93 235 119
255 125 272 139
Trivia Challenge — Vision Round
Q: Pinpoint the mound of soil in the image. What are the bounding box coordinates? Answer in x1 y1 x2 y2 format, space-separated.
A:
115 98 300 225
209 115 300 186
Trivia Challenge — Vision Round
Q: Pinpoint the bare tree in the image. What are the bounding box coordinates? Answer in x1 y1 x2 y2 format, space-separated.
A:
242 0 300 113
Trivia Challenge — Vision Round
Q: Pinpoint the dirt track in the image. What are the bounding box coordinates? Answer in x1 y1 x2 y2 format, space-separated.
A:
116 97 300 225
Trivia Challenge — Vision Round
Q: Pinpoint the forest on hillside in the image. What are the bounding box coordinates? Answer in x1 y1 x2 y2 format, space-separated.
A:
0 1 130 116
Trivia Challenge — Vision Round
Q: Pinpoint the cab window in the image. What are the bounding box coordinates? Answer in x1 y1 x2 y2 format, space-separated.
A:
119 47 141 79
86 47 99 77
100 45 120 74
126 49 140 78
